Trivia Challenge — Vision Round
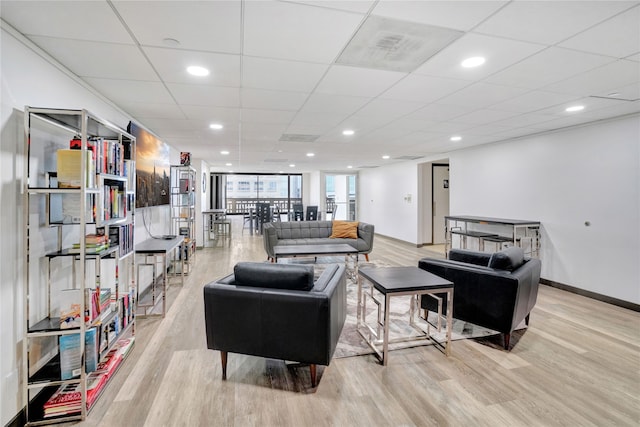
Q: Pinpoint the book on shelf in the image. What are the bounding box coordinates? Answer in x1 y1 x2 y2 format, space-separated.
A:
56 149 95 188
59 334 81 380
59 326 99 380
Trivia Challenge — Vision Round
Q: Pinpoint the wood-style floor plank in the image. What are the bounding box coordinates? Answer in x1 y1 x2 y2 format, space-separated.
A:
72 217 640 427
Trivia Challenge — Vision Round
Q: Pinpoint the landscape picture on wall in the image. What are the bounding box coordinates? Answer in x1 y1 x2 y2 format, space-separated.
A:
127 121 170 208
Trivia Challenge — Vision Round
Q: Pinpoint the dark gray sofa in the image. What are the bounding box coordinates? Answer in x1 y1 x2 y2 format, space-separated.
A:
262 220 374 261
418 247 541 350
203 262 347 387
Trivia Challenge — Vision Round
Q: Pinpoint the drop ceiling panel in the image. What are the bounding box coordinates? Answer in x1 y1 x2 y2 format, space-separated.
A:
243 57 328 92
120 102 185 120
485 47 614 89
289 112 348 128
241 89 309 111
404 103 475 122
535 96 637 117
241 109 296 125
371 0 508 31
542 60 640 96
1 1 133 43
490 90 580 114
143 47 241 87
558 6 640 58
243 0 364 63
437 82 529 109
179 106 240 122
300 93 371 114
29 37 157 80
450 109 522 125
286 1 376 14
112 1 242 53
474 1 636 45
380 74 472 103
414 33 546 81
592 82 640 101
167 83 240 108
354 98 425 121
315 65 406 97
84 78 175 105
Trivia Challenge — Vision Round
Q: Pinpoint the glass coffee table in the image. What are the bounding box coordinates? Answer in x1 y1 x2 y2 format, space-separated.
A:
357 266 454 365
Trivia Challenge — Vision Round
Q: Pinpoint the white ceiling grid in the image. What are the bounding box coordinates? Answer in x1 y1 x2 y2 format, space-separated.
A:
1 0 638 171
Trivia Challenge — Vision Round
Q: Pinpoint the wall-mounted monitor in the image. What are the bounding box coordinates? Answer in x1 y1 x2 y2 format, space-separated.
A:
127 121 170 208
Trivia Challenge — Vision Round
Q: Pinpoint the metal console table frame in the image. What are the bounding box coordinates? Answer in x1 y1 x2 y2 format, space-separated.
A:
134 236 184 318
445 215 541 258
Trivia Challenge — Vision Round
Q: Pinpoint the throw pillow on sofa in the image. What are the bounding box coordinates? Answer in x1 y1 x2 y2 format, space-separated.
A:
330 220 359 239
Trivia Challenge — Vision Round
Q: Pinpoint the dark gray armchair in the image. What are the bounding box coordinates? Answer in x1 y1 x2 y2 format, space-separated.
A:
203 262 346 387
418 247 541 350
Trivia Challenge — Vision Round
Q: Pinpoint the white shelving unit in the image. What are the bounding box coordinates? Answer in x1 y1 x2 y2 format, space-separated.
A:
22 107 136 425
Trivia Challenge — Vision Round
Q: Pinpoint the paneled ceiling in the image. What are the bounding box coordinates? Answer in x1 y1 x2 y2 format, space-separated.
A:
2 0 639 172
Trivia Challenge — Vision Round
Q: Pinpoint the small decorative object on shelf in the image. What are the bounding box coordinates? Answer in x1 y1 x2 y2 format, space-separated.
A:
180 151 191 166
22 107 137 425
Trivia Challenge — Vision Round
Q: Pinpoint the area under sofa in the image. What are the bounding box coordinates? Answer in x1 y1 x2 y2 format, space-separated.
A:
262 220 374 261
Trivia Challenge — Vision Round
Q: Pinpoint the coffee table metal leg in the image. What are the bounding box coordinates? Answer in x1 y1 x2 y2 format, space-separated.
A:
382 295 390 366
445 288 453 356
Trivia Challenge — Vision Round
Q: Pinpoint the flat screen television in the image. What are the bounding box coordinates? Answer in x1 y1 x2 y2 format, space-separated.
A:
127 121 170 208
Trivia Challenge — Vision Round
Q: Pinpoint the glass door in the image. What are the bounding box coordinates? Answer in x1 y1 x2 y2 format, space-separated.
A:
325 174 357 221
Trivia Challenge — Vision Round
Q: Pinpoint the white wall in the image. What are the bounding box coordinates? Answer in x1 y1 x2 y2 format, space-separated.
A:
359 161 420 244
0 25 177 424
359 115 639 304
450 116 639 304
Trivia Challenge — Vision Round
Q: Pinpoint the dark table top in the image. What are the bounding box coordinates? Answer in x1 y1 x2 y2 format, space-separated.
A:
359 266 453 294
135 236 184 254
446 215 540 226
274 243 357 257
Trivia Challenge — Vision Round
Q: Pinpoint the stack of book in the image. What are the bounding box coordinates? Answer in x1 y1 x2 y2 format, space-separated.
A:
69 234 109 254
43 336 135 418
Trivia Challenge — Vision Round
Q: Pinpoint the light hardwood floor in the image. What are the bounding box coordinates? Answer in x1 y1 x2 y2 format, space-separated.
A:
76 218 640 427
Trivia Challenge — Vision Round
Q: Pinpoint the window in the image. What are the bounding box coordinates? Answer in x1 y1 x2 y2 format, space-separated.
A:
238 181 250 191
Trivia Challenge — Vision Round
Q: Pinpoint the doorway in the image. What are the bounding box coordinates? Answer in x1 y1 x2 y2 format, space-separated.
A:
432 164 450 244
324 174 357 220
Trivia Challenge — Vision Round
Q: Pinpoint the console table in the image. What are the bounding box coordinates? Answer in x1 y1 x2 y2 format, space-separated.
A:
135 236 184 318
445 215 540 258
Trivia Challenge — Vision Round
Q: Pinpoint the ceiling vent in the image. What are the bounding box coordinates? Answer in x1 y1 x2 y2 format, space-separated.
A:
337 15 463 72
279 134 320 143
357 165 380 169
394 155 424 160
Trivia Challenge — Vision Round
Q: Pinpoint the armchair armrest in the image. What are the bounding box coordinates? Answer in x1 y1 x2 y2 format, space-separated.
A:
262 223 278 258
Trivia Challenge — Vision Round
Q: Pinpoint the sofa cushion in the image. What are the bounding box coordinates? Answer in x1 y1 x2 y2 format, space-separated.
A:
233 262 314 291
488 246 525 271
330 220 359 239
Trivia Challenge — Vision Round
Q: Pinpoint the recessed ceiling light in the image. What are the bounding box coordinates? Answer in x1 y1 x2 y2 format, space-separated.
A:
382 155 390 160
278 170 283 174
220 150 229 155
607 92 621 97
225 163 232 166
347 165 353 169
229 170 234 173
306 153 315 157
461 56 485 68
342 129 355 136
209 123 223 130
565 105 585 112
162 38 180 47
187 65 209 76
289 164 295 167
450 135 462 142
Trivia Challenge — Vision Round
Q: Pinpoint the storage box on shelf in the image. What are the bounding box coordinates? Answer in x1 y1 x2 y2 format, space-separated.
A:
22 107 137 425
169 165 196 274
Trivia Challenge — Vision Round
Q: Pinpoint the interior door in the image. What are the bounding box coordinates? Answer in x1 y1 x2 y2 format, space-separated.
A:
432 165 450 244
